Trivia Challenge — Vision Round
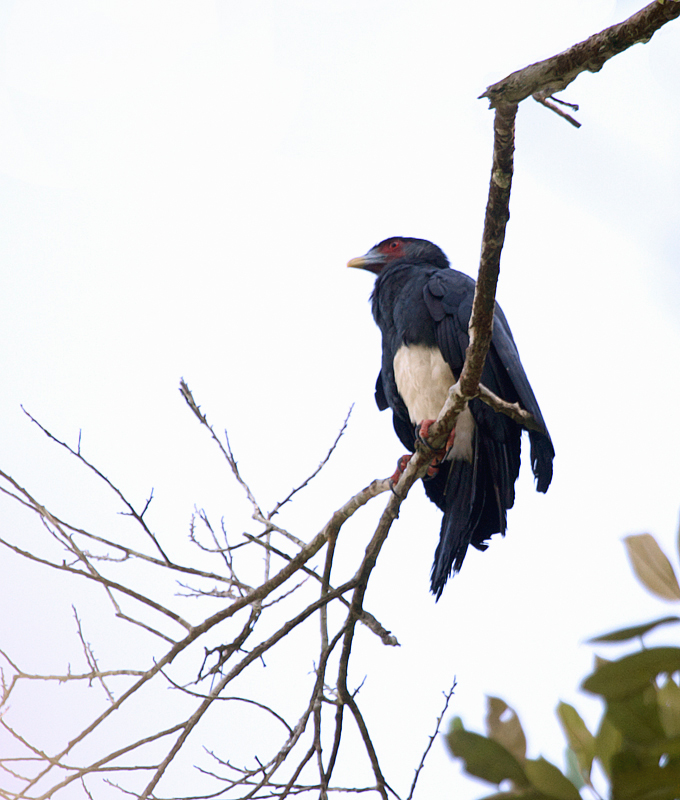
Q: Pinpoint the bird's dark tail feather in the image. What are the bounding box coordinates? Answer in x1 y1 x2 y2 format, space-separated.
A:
427 461 480 599
529 430 555 494
425 437 514 599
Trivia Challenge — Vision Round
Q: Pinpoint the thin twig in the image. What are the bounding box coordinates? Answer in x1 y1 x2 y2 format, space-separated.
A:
73 607 114 702
269 405 353 518
407 680 457 800
533 93 581 127
21 407 171 564
179 379 265 520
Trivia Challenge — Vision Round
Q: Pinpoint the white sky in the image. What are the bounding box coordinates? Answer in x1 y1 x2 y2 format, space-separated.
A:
1 1 680 798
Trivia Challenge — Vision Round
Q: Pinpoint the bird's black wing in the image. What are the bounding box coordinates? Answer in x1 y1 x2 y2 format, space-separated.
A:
422 270 472 378
375 371 388 410
424 270 553 490
488 306 554 492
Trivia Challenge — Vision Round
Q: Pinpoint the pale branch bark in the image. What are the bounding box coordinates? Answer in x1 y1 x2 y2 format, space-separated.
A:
481 0 680 108
461 100 516 398
420 101 518 453
330 455 437 795
27 722 188 800
476 384 547 434
533 94 581 128
244 528 398 645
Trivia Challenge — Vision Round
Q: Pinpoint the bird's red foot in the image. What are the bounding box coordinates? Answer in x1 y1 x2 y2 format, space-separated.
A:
417 420 456 476
389 454 412 486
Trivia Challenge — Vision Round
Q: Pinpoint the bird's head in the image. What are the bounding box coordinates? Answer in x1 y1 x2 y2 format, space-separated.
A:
347 237 449 274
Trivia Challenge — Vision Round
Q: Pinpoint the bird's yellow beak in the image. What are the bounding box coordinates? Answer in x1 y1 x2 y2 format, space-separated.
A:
346 248 385 274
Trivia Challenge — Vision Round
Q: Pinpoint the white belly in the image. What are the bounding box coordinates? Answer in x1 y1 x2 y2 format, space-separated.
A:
393 343 475 461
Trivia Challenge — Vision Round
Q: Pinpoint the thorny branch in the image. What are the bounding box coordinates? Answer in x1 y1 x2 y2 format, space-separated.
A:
2 3 679 799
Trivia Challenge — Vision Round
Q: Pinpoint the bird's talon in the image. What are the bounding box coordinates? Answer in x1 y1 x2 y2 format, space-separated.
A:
389 454 412 486
426 458 442 478
417 419 438 450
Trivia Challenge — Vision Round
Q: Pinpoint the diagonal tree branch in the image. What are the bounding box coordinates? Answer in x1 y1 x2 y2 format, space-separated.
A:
481 0 680 108
423 101 518 451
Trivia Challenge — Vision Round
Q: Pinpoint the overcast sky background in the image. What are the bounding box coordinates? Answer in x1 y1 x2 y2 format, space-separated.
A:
1 1 680 798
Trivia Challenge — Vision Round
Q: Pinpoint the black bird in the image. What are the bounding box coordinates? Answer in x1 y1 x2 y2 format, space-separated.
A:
348 237 554 598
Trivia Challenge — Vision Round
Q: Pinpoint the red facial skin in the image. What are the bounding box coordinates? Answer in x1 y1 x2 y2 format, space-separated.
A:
379 239 405 258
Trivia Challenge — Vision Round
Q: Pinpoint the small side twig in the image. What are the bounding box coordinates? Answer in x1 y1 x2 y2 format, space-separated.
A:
476 384 547 434
533 92 581 127
73 607 114 702
270 404 354 518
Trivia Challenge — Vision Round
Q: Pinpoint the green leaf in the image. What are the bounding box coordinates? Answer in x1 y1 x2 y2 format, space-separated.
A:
556 702 594 780
582 647 680 699
524 757 582 800
605 688 665 744
593 653 610 669
563 748 587 790
486 696 527 763
658 675 680 737
611 753 680 800
588 616 680 643
594 714 623 778
446 727 529 788
624 534 680 601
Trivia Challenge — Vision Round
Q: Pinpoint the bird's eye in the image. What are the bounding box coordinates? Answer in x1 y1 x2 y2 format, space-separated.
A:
389 241 400 249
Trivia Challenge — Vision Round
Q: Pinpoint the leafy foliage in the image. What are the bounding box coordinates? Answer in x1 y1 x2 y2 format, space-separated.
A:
446 530 680 799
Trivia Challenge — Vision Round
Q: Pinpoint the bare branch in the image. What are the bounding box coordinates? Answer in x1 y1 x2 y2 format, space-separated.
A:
72 607 115 702
270 405 353 518
482 0 680 107
533 92 581 128
407 681 457 800
0 530 189 634
476 384 547 434
422 101 518 453
179 379 265 520
20 407 171 564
